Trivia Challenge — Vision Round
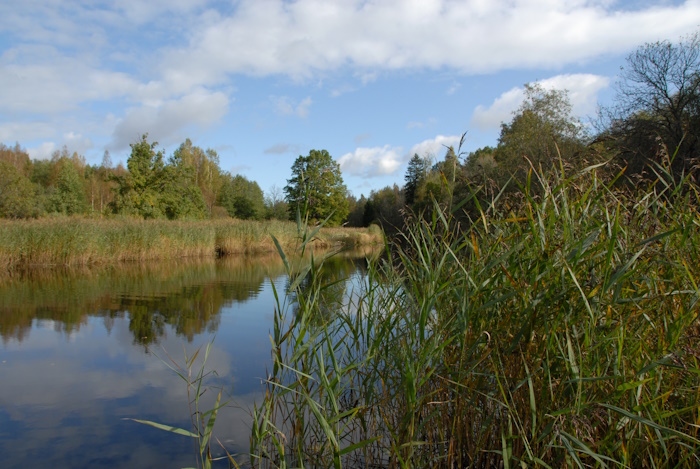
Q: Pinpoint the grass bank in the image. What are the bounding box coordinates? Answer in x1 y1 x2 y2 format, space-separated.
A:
0 218 383 271
250 161 700 467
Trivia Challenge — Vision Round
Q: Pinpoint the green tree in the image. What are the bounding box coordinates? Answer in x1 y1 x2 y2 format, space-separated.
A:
0 161 37 218
172 139 222 213
50 160 88 215
404 153 430 207
496 83 586 185
111 135 166 218
363 184 404 232
218 173 265 220
159 151 207 219
284 149 349 226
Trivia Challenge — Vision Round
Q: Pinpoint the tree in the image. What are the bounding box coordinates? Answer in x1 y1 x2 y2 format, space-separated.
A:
0 161 37 218
496 83 586 185
111 135 166 218
172 139 222 213
363 184 404 232
218 173 265 220
101 150 112 169
0 143 31 175
284 149 349 226
50 160 87 215
265 184 288 220
404 153 430 207
159 151 207 220
601 32 700 177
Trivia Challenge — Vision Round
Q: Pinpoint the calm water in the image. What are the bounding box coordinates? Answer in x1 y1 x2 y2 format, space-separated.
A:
0 252 370 468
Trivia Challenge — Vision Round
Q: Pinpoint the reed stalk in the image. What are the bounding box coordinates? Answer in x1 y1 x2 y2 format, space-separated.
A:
251 157 700 467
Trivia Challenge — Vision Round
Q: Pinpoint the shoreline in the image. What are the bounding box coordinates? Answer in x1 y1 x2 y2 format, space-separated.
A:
0 217 384 271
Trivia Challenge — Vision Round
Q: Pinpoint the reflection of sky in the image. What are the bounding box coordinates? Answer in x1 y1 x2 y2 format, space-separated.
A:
0 272 303 468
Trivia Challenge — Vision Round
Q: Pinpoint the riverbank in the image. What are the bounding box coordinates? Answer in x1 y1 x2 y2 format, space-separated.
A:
0 217 383 271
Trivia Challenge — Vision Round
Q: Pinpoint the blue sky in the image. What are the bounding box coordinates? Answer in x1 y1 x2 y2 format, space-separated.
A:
1 0 698 197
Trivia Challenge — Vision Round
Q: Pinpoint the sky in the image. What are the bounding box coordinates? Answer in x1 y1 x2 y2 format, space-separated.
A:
1 1 698 198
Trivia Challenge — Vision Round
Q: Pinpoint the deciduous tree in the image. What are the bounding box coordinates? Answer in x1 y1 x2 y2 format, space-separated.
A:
284 149 348 226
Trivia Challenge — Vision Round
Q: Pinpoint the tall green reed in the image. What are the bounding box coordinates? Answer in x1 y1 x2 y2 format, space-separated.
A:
250 156 700 467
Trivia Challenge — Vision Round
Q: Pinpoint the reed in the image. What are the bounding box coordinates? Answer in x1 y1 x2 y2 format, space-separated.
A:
251 158 700 467
0 218 382 270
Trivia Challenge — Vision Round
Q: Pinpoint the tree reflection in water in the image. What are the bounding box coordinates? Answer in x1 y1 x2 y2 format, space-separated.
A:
0 250 373 346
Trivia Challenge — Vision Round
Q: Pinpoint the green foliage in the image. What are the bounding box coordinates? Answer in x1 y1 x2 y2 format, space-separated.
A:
264 185 289 221
284 149 349 226
172 139 223 212
218 174 265 220
496 83 586 183
160 151 208 220
363 184 404 232
125 134 166 218
111 135 208 220
404 153 430 207
252 159 700 468
49 160 88 215
0 162 37 218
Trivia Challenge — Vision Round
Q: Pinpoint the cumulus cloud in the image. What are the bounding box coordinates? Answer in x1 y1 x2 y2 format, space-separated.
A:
409 135 462 160
471 74 611 130
27 142 57 160
110 89 229 151
339 134 462 178
63 132 93 155
338 145 405 178
0 121 57 143
160 0 700 79
270 96 313 118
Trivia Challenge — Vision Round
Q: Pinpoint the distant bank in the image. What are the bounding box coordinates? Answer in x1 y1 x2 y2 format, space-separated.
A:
0 217 384 271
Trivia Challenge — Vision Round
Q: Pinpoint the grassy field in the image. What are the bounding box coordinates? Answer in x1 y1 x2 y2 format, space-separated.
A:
0 217 383 270
249 161 700 467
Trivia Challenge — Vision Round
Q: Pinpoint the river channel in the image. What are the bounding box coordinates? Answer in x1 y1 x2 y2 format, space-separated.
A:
0 250 372 468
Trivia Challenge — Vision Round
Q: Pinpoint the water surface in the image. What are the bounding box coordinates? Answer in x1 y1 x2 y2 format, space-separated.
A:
0 252 369 468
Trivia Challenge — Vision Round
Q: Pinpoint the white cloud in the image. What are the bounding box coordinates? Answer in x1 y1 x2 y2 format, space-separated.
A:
63 132 93 155
27 141 56 160
338 145 405 178
0 121 57 143
270 96 312 118
471 74 611 130
409 135 462 160
339 134 462 178
161 0 700 79
110 89 229 151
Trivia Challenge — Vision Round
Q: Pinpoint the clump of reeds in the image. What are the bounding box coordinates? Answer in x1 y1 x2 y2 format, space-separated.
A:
250 158 700 468
0 218 382 271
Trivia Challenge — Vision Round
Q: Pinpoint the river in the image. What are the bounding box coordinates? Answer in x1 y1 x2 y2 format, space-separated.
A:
0 250 371 468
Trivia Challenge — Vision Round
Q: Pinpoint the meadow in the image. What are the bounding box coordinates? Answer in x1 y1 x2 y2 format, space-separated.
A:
0 217 382 271
247 159 700 468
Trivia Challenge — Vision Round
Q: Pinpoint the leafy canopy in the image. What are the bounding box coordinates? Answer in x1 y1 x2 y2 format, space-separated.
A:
284 149 348 226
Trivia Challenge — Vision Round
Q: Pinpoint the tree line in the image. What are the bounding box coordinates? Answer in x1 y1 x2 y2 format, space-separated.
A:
0 137 283 221
1 32 698 227
347 31 700 232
